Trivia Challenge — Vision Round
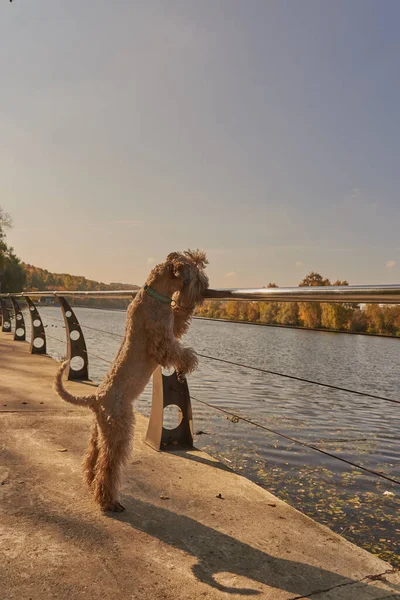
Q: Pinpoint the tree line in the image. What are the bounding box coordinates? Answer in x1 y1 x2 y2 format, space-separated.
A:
22 264 136 309
196 273 400 337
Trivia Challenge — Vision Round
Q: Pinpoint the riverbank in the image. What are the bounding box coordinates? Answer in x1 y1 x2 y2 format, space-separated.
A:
1 332 399 599
195 315 400 339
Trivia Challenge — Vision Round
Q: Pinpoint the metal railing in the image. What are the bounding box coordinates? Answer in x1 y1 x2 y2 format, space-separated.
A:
2 283 400 303
206 283 400 304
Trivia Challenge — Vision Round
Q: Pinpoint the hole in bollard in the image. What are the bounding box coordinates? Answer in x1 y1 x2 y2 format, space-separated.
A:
70 356 85 371
16 328 25 337
70 330 81 341
33 319 41 327
33 338 45 349
163 405 182 430
161 366 175 377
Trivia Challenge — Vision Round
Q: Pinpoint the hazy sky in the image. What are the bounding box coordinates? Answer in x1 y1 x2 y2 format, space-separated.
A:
1 1 400 287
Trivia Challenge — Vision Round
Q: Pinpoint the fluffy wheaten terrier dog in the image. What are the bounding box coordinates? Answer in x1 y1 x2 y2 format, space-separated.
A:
54 250 208 511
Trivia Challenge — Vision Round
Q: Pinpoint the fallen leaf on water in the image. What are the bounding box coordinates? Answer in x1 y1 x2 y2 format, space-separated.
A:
227 415 240 423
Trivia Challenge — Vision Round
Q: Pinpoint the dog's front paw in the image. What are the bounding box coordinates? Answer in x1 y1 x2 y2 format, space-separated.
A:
176 372 186 384
180 347 198 375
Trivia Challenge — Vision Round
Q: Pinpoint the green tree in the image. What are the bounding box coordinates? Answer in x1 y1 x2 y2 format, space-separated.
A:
0 207 26 292
1 248 26 292
45 272 56 288
0 207 12 291
0 206 12 240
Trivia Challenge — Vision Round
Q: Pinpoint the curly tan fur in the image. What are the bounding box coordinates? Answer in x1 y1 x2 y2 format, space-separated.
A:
53 250 208 512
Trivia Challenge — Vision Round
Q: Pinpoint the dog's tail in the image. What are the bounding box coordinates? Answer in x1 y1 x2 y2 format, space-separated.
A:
53 361 97 408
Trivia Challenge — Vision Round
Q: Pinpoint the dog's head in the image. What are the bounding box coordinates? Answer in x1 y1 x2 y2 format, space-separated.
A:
167 249 209 308
147 249 208 307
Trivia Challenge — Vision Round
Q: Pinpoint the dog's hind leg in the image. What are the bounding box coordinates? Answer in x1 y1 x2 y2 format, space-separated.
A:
92 407 134 512
83 420 100 487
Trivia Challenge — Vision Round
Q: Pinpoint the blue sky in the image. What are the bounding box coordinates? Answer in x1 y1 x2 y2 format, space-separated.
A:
1 1 399 287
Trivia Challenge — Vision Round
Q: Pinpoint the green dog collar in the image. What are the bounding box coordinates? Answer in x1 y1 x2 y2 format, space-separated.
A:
143 284 173 305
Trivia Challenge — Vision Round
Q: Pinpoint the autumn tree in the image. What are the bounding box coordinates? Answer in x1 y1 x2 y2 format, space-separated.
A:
259 282 280 324
321 303 352 330
298 273 355 331
238 302 249 321
298 272 328 328
196 300 223 318
259 302 279 323
348 308 368 333
300 272 331 287
276 302 299 326
225 301 240 320
320 279 354 330
365 305 385 334
391 306 400 335
247 302 260 322
386 306 400 334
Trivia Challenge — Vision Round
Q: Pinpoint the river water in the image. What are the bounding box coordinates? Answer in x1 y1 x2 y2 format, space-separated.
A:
24 306 399 566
